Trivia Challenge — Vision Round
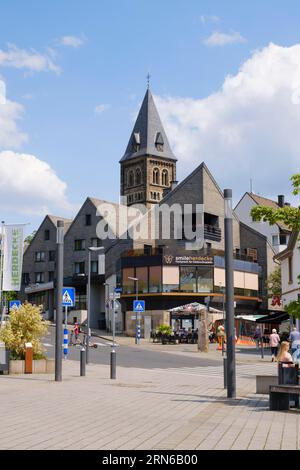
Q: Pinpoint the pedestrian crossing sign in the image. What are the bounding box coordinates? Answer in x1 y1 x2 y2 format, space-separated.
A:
133 300 145 312
62 287 75 307
9 300 21 310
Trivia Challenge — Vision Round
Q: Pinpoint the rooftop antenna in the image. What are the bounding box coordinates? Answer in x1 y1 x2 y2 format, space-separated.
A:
250 178 253 193
146 72 151 89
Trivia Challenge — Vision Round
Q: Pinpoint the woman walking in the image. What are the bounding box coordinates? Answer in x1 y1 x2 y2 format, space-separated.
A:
269 328 280 362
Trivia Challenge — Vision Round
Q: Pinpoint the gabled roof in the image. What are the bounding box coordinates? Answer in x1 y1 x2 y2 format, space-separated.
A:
238 192 291 232
47 215 73 234
274 229 300 261
120 88 176 162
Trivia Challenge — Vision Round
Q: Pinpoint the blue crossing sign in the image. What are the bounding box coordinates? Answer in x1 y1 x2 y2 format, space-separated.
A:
62 287 75 307
9 300 21 310
133 300 145 312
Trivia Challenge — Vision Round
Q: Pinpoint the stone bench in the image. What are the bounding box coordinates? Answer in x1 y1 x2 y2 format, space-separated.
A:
256 375 278 394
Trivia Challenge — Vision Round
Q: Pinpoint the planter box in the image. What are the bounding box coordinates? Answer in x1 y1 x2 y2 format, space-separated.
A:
9 359 54 374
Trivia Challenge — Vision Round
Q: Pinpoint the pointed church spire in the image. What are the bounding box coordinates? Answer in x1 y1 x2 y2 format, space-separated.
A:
120 88 177 162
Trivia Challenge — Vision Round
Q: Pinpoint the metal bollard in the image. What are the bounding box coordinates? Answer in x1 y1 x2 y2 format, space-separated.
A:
110 348 116 379
260 338 264 359
223 357 227 389
80 348 86 376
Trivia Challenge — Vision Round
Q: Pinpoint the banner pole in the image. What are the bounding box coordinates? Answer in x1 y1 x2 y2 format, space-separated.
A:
0 221 5 319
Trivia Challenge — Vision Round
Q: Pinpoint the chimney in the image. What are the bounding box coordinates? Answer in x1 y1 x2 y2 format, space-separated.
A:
278 195 285 207
171 180 178 190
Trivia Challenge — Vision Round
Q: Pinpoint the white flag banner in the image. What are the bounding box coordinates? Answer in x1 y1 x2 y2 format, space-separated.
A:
2 225 26 291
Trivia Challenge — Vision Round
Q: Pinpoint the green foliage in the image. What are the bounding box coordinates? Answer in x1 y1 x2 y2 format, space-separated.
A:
3 292 18 303
157 324 173 336
266 267 281 297
0 303 49 359
286 300 300 321
251 173 300 231
24 230 36 245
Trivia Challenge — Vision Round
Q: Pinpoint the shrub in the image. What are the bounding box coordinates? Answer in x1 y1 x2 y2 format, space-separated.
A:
157 324 172 336
0 303 49 360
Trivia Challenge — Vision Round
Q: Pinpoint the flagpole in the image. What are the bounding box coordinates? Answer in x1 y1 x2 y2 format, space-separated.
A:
0 221 5 319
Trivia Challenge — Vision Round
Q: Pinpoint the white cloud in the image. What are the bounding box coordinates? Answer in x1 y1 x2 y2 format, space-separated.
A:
94 104 110 115
60 35 86 48
0 79 27 148
0 43 60 73
203 30 246 46
200 15 220 25
0 151 73 215
155 43 300 201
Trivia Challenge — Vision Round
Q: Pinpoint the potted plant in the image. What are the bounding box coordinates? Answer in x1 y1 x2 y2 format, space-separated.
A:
0 302 51 374
158 324 173 344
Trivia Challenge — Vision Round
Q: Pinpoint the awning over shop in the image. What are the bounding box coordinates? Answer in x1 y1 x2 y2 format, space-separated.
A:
235 315 266 322
255 311 289 324
168 302 222 314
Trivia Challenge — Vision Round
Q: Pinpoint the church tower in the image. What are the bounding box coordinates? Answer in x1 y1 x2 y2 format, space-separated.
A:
120 88 177 209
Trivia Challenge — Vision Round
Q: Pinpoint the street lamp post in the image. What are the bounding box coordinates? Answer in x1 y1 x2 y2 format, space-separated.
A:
224 189 236 399
128 277 139 344
55 220 64 382
86 246 104 364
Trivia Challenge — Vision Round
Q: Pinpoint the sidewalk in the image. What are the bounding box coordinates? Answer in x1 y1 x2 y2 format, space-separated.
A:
0 358 298 450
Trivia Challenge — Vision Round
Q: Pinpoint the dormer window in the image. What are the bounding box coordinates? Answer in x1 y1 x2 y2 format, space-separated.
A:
132 132 140 152
155 132 164 152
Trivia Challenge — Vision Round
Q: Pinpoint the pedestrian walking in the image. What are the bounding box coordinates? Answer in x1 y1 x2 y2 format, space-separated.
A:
73 322 80 344
269 328 280 362
253 326 262 349
289 327 300 355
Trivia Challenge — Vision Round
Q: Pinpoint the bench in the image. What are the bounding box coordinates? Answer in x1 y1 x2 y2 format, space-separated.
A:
256 375 278 394
269 384 300 411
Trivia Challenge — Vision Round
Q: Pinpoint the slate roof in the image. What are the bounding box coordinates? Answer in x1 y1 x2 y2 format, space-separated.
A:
120 88 176 162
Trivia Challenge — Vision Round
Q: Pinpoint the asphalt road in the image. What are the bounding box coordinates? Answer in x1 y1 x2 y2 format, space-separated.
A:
44 327 222 369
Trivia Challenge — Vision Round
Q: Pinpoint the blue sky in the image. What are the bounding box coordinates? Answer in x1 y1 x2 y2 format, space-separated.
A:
1 0 300 234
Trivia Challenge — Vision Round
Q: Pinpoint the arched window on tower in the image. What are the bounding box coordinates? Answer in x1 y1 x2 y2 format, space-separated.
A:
162 169 169 186
155 132 164 152
128 171 134 187
136 168 142 185
153 167 160 185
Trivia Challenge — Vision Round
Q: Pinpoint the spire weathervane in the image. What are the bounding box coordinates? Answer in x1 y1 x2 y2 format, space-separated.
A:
147 72 151 89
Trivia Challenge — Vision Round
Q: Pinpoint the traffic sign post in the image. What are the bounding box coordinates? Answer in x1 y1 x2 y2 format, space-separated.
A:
61 288 75 360
133 300 145 345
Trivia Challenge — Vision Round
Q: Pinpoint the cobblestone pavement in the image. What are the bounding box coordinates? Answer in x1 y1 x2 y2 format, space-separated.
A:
0 358 299 450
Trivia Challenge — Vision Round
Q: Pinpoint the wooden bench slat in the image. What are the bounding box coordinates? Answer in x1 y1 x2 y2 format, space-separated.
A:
270 385 300 394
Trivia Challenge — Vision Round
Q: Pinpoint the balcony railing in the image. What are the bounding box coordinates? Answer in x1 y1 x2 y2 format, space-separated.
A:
204 224 222 242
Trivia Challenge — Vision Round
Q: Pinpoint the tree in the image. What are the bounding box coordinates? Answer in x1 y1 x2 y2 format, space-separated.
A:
0 303 49 359
251 173 300 319
266 267 281 297
24 230 36 245
251 174 300 231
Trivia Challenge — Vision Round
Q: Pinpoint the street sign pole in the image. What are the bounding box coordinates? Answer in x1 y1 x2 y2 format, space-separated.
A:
110 292 116 379
136 279 139 345
55 220 64 382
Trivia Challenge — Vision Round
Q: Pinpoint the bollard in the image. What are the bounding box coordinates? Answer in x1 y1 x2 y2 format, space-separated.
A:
25 342 33 374
80 348 86 376
110 348 116 379
260 338 264 359
223 357 227 389
63 328 68 359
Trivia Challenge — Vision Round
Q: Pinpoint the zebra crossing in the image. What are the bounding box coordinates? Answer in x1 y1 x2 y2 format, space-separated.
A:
140 362 276 379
